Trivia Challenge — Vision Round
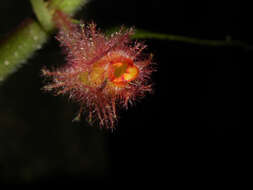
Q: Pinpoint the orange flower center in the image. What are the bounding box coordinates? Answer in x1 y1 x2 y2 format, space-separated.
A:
79 57 139 89
109 61 139 87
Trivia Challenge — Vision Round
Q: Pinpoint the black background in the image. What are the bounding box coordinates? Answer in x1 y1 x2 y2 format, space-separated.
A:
0 0 243 186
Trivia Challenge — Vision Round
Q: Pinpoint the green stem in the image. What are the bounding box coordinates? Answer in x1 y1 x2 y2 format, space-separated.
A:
48 0 87 16
30 0 54 32
0 0 87 82
133 29 250 49
0 19 48 82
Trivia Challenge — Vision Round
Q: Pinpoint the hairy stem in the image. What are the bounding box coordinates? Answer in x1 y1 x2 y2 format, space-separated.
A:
0 0 87 82
0 19 48 82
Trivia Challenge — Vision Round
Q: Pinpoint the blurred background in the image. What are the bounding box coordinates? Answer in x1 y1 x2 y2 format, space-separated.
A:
0 0 242 185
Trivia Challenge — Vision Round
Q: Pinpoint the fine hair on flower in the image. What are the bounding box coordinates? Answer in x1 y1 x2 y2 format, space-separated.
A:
42 10 155 129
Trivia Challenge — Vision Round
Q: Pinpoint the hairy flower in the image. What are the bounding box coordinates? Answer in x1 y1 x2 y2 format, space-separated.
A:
42 11 154 129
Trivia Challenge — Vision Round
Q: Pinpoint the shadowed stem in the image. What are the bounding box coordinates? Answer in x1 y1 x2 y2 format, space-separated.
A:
132 29 251 50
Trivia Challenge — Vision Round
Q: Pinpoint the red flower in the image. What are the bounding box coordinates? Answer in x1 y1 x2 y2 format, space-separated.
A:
42 11 154 129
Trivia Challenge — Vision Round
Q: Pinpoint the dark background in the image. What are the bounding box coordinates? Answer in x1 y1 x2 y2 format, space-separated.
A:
0 0 243 186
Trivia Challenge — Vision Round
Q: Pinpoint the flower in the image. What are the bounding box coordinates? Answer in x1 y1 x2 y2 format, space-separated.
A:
42 11 154 129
